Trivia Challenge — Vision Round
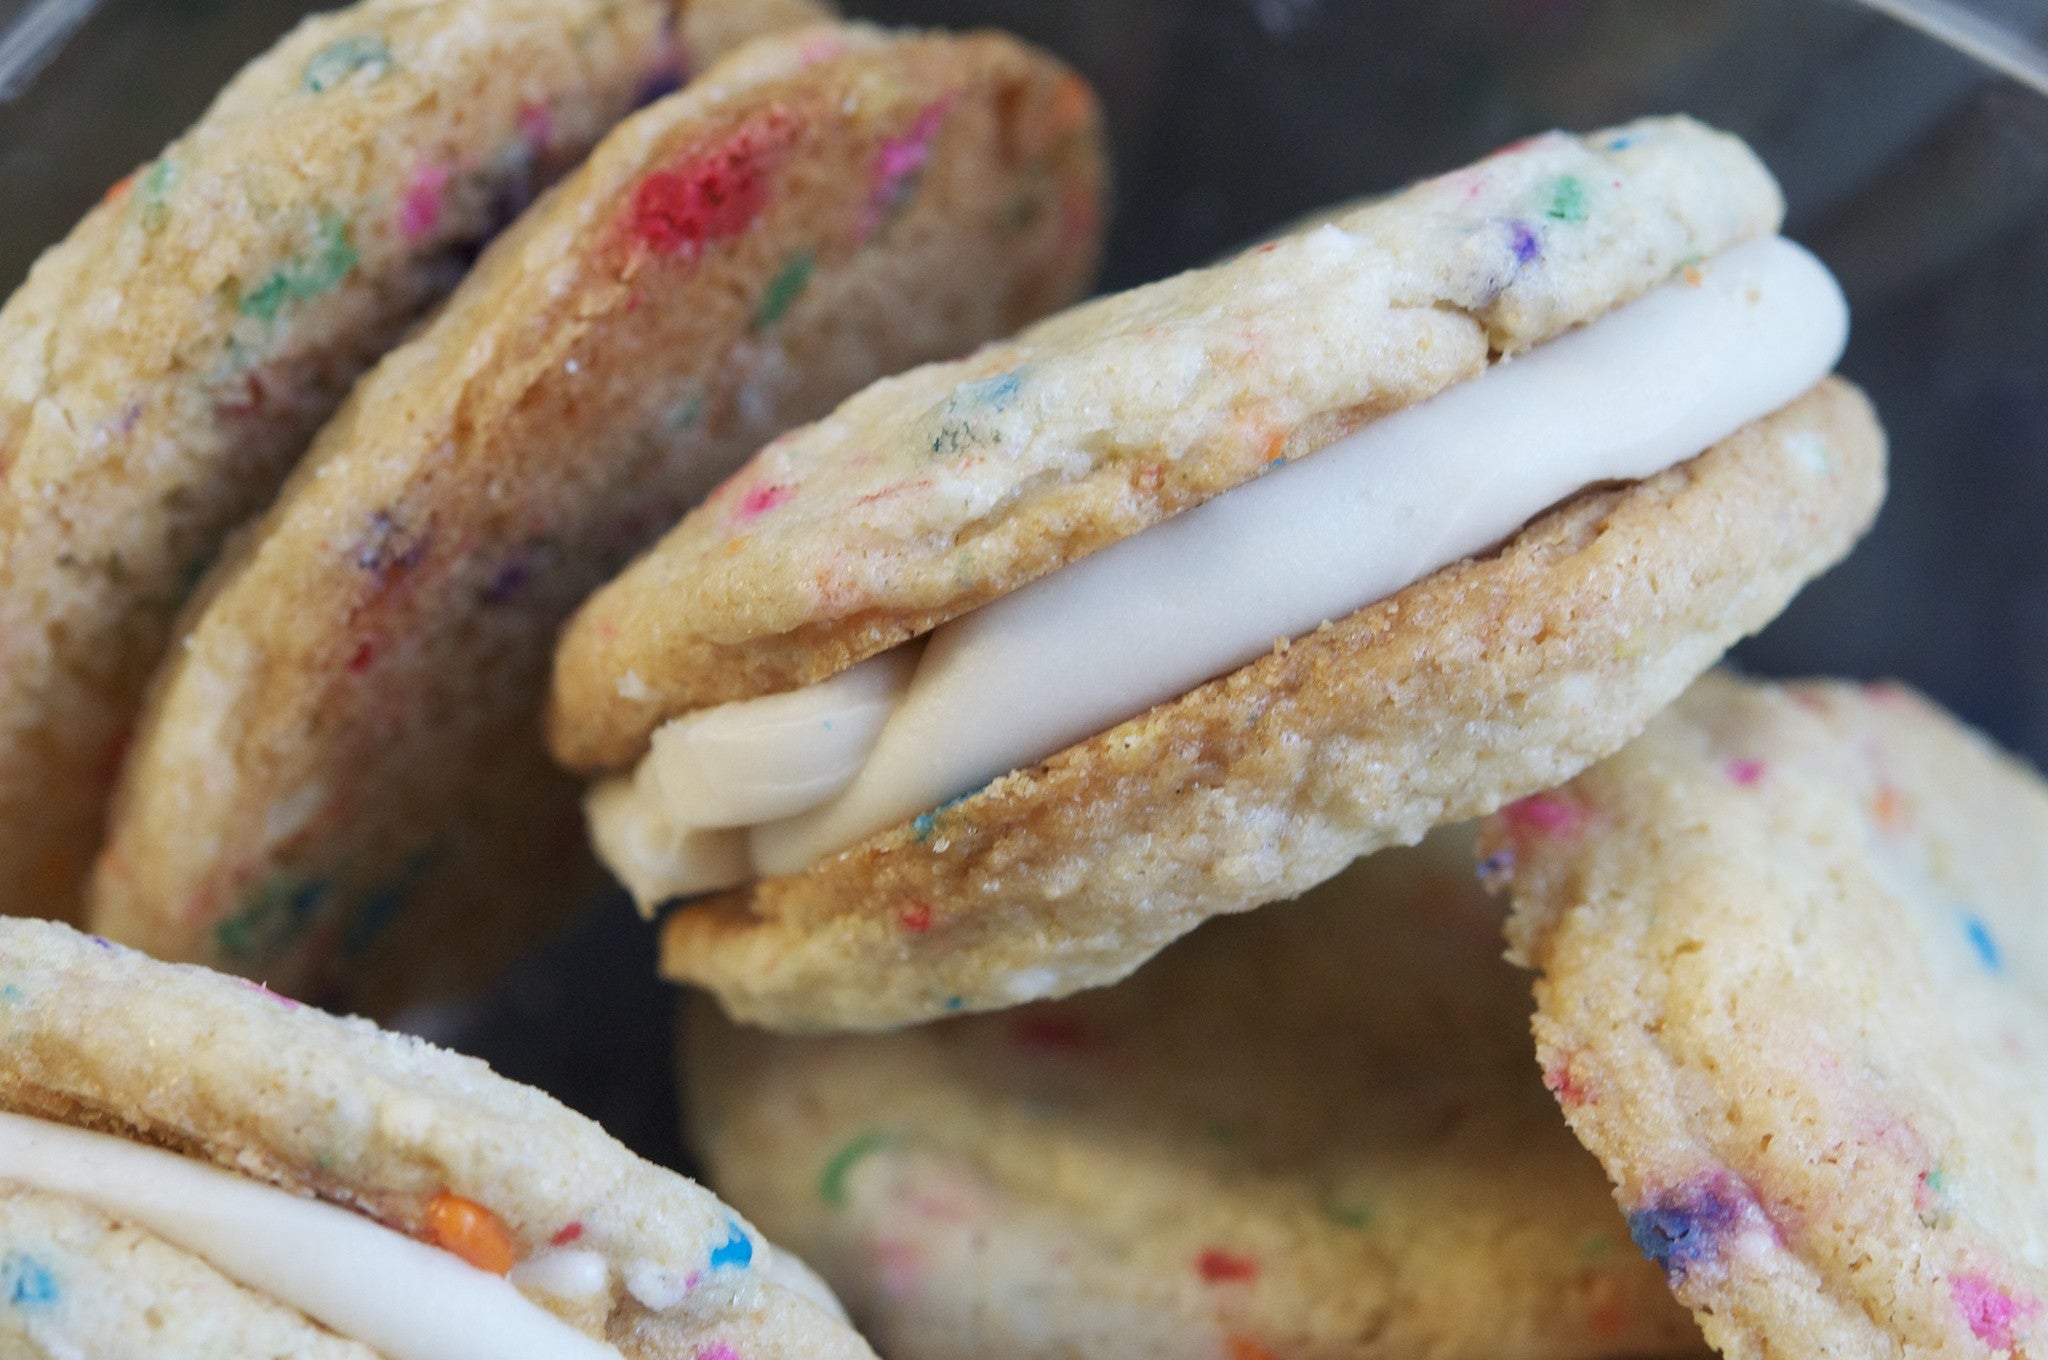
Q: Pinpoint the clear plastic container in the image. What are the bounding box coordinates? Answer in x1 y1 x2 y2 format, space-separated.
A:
5 0 2043 1158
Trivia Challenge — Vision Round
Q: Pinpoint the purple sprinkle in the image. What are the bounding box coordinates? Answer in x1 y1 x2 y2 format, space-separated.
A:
1510 220 1542 265
634 63 684 109
481 558 530 606
352 511 428 583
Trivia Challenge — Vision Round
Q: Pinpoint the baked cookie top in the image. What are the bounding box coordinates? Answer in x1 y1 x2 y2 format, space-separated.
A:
0 919 871 1360
685 832 1706 1360
89 21 1106 1009
551 114 1784 771
0 0 813 920
1482 672 2048 1359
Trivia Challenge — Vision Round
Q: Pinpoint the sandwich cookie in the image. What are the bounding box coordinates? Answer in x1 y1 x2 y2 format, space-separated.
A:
685 832 1711 1360
0 918 872 1360
90 23 1107 1012
551 116 1886 1030
1481 673 2048 1359
0 0 822 922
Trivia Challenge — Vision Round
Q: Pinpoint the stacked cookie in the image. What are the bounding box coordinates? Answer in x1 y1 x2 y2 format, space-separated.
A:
544 112 2043 1359
1 2 2043 1357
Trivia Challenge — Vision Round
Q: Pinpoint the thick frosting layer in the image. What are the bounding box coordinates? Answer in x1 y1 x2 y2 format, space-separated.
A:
0 1112 621 1360
592 236 1849 899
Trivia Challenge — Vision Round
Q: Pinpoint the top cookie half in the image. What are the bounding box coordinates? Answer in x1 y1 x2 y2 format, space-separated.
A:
550 115 1784 772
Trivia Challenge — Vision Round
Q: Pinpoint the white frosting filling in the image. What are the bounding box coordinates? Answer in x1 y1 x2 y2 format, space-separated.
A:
0 1112 621 1360
593 236 1849 900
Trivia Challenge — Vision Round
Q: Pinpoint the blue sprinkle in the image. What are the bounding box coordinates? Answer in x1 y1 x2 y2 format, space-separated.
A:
1965 915 2003 972
943 996 965 1011
1607 134 1635 150
709 1219 753 1270
4 1255 58 1309
1626 1179 1745 1281
959 368 1025 410
0 985 20 1004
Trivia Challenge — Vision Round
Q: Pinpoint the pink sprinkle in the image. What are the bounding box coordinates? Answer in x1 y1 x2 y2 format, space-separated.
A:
733 481 793 522
519 103 553 157
232 976 301 1010
1951 1274 2038 1349
899 902 933 933
1500 792 1583 837
398 164 451 243
696 1346 742 1360
1725 758 1766 787
860 96 955 240
874 1239 924 1299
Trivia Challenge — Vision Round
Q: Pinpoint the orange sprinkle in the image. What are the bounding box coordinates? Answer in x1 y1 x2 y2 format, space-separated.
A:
1049 73 1095 135
1227 1335 1282 1360
423 1190 517 1275
102 170 138 205
1683 265 1706 287
1872 783 1910 835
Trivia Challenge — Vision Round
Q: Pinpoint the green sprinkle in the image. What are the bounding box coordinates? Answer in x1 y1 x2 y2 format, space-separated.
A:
1204 1122 1240 1147
1546 175 1588 223
1925 1166 1948 1194
1322 1203 1372 1230
303 35 392 93
752 251 814 330
996 187 1042 236
138 159 178 230
818 1130 890 1206
241 212 358 321
662 391 705 431
214 876 330 961
1580 1233 1615 1261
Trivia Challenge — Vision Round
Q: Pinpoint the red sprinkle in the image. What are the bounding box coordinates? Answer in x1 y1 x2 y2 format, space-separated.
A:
626 122 783 256
898 902 933 933
1197 1248 1259 1284
1226 1337 1281 1360
734 481 794 522
345 639 378 674
1543 1052 1592 1109
551 1221 585 1246
1011 1013 1100 1053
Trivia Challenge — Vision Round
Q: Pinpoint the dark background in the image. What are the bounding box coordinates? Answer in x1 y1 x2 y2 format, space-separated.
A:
6 0 2047 1168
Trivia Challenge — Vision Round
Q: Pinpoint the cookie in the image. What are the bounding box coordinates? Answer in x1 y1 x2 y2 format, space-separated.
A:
0 1184 379 1359
550 116 1886 1030
1480 673 2048 1359
88 22 1107 1012
0 918 873 1360
0 0 822 925
684 831 1710 1360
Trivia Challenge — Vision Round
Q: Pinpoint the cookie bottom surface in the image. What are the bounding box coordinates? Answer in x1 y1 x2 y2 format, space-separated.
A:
663 376 1886 1031
1483 672 2048 1360
684 832 1709 1360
